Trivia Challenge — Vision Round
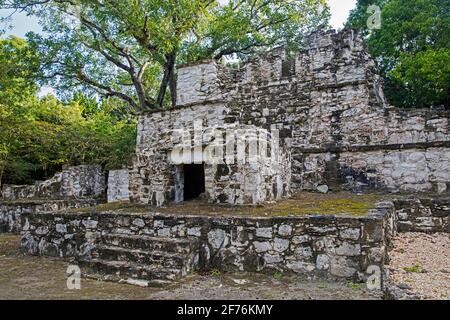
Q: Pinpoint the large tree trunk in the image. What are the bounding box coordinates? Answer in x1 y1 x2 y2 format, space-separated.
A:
156 51 177 108
133 76 148 111
169 53 177 107
156 68 170 108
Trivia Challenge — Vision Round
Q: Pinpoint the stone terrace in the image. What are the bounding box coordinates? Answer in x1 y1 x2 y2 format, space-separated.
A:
20 192 397 285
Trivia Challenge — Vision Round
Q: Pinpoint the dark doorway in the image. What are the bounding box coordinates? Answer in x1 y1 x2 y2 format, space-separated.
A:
183 163 205 201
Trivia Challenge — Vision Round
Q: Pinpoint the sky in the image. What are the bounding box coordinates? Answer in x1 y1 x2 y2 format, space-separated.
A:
0 9 43 38
1 0 357 38
327 0 357 30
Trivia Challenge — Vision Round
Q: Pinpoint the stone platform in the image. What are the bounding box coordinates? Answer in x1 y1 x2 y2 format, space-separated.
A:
12 192 448 287
0 198 103 233
18 192 400 286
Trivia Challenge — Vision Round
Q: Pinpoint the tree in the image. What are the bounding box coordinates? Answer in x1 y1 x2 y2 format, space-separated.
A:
0 36 39 104
0 36 136 186
1 0 329 111
1 93 137 186
346 0 387 36
347 0 450 109
180 0 330 62
0 36 40 186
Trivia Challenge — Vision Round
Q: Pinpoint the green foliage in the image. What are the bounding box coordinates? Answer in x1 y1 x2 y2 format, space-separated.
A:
0 36 39 104
346 0 387 35
1 0 330 110
347 0 450 109
0 36 136 185
180 0 330 62
211 268 221 277
388 48 450 108
272 271 284 280
1 95 137 185
347 282 365 290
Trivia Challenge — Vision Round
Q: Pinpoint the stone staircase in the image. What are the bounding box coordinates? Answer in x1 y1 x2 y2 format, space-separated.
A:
78 233 199 287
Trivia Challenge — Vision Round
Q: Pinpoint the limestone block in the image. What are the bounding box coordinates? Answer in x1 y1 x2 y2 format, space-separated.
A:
316 254 330 270
254 241 272 253
273 238 290 252
278 224 292 237
208 229 229 249
256 227 273 239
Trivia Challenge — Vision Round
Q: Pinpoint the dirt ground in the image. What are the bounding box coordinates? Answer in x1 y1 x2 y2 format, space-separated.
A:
388 232 450 300
0 234 381 300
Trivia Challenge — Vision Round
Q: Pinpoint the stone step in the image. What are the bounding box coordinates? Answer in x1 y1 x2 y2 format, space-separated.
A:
85 273 174 288
93 245 190 269
78 258 184 286
102 233 196 254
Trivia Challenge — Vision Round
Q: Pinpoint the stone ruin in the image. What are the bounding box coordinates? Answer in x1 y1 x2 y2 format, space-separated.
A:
0 29 449 292
1 165 105 200
0 165 106 232
7 28 446 209
130 28 450 207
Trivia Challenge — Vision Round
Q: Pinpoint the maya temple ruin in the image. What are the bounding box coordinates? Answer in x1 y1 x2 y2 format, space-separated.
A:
1 29 448 297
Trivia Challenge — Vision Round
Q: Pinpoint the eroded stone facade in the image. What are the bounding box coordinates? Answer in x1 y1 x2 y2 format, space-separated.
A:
107 169 130 203
16 195 448 281
19 201 396 281
131 28 450 206
2 165 105 200
394 197 449 233
0 199 102 233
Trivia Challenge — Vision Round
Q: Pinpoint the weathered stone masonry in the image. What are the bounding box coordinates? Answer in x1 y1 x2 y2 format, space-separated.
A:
2 165 105 200
394 197 449 233
17 195 449 282
107 169 130 203
19 201 396 281
0 199 101 233
130 28 450 207
0 165 105 233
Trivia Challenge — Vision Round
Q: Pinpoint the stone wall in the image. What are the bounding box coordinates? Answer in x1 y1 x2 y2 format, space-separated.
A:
0 199 101 233
107 169 130 203
301 147 450 194
2 165 106 200
131 28 450 206
131 106 291 206
1 172 63 200
20 201 395 281
394 197 449 233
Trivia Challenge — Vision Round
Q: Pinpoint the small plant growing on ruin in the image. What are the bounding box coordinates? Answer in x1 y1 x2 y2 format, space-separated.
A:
318 283 328 289
347 282 365 290
273 271 284 280
211 269 221 277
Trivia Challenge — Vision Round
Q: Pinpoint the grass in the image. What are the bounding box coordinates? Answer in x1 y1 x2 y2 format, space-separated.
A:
69 192 384 218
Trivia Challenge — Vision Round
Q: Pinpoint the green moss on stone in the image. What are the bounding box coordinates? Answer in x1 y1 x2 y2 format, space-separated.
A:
68 192 385 218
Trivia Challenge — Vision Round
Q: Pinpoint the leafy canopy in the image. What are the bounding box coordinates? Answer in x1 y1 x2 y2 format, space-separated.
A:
0 37 136 185
347 0 450 109
1 0 330 110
